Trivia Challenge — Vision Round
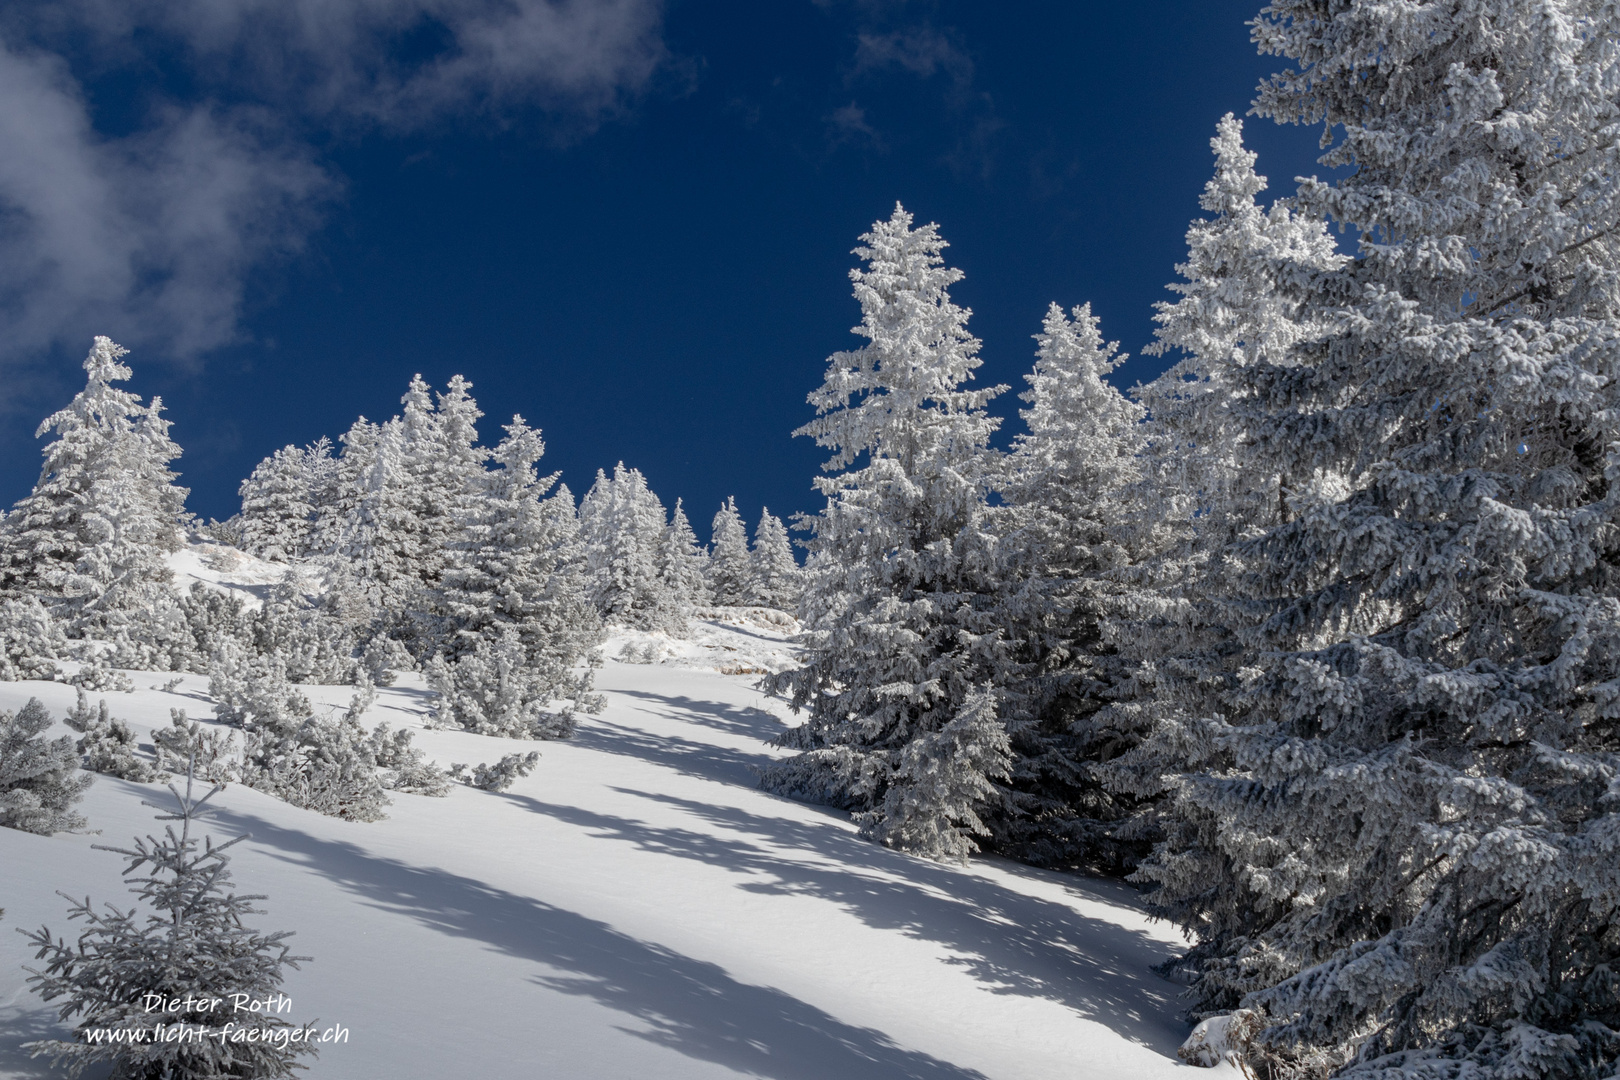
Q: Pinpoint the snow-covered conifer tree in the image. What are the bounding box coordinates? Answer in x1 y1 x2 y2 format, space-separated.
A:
427 417 601 725
21 770 315 1078
747 509 802 612
1127 7 1620 1078
237 440 334 562
0 339 187 643
763 204 1012 862
983 302 1156 873
706 498 752 606
658 498 711 611
579 464 683 632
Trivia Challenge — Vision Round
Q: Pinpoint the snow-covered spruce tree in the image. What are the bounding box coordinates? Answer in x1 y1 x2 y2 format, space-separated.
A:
304 417 378 560
747 508 803 612
659 498 711 612
978 302 1157 874
1103 112 1349 863
1125 5 1620 1078
707 498 752 606
237 439 335 562
762 204 1012 862
333 375 487 652
579 463 685 632
0 698 91 834
20 770 315 1079
426 417 602 730
0 338 187 644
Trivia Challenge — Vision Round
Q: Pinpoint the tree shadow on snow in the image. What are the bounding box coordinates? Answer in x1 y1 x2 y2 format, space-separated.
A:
0 1006 105 1079
211 811 988 1080
571 716 780 788
604 689 788 743
501 789 1188 1057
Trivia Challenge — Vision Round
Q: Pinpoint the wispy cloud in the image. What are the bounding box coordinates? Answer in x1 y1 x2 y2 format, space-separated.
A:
852 27 972 89
0 0 669 367
826 101 883 149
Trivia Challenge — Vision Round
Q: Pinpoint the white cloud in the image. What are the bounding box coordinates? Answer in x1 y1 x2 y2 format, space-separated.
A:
0 0 668 366
852 27 973 88
26 0 668 128
0 42 331 364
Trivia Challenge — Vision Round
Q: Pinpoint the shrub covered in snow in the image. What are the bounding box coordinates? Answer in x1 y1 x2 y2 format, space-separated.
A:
425 629 592 740
152 710 238 785
449 751 539 793
0 597 64 682
65 690 165 784
239 710 391 823
0 698 91 834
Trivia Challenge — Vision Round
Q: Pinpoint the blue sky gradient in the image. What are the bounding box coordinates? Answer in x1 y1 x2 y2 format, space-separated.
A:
0 1 1336 541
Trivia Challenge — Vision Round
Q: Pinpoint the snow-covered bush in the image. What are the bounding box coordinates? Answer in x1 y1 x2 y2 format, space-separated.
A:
0 597 64 682
153 710 237 784
367 722 450 797
252 578 359 685
171 583 256 675
238 710 390 823
208 640 311 729
449 751 539 793
65 691 165 784
0 698 91 834
19 771 316 1079
68 654 134 694
425 629 590 740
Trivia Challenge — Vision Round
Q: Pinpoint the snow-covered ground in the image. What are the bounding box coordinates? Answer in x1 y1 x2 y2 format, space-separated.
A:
1 619 1212 1080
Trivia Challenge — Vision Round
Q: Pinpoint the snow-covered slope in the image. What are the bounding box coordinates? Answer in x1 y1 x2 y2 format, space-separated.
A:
165 536 290 610
0 650 1208 1080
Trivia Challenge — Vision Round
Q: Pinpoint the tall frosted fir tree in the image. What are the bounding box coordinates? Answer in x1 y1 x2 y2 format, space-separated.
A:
0 338 187 636
658 499 711 612
1106 115 1347 857
1130 4 1620 1078
763 204 1012 863
237 439 335 563
707 498 752 606
579 464 684 633
430 417 601 689
984 303 1154 874
748 509 803 612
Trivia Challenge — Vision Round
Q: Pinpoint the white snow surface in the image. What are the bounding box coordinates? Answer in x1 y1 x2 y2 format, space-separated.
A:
165 536 290 610
1 643 1200 1079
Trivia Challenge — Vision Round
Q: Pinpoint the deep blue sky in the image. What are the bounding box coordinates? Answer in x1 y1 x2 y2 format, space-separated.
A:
0 1 1333 542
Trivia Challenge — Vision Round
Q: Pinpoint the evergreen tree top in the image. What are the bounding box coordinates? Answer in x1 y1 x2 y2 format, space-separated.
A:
800 203 1006 475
